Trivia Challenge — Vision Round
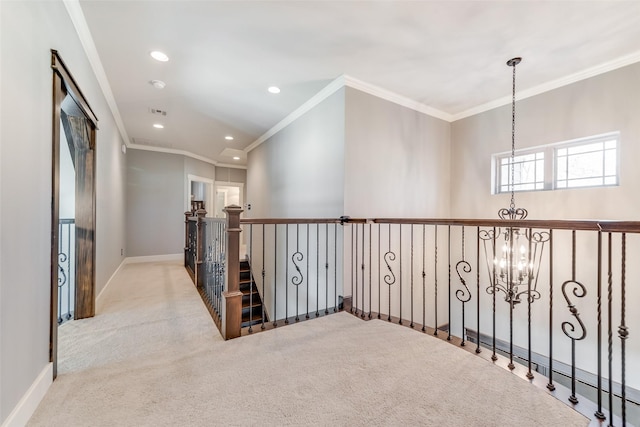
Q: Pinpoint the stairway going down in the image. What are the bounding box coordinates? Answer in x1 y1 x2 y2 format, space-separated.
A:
240 259 267 328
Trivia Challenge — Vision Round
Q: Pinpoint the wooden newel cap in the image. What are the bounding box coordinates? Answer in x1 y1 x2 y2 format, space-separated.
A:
223 204 243 214
196 208 207 217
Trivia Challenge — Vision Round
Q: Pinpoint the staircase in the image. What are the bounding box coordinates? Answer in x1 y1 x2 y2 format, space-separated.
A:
240 260 267 328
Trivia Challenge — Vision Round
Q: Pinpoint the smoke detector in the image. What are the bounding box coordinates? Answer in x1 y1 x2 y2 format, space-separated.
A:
149 108 167 116
149 80 166 89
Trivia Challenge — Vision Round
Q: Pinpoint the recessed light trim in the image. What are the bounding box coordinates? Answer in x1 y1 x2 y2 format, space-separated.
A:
233 156 240 160
149 79 166 89
225 136 234 141
153 123 164 129
150 51 169 62
268 86 281 94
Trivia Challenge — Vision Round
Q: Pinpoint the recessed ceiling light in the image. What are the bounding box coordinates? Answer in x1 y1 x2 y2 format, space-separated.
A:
149 79 166 89
268 86 281 94
150 51 169 62
153 123 164 129
233 156 240 160
225 135 234 141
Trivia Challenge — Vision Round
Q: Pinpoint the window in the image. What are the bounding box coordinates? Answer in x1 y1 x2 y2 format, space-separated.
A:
494 132 619 194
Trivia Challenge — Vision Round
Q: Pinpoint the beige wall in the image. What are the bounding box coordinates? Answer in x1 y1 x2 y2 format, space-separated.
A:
450 62 640 221
344 87 451 218
0 0 127 422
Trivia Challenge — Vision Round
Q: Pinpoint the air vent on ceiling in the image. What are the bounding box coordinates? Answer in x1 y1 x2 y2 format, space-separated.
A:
149 108 167 116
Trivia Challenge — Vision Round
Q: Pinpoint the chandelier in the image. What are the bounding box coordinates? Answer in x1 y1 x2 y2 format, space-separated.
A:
482 57 549 308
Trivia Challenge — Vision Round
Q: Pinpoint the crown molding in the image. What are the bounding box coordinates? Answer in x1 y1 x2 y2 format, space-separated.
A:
452 50 640 121
343 75 453 122
63 0 130 145
244 75 347 153
128 144 248 170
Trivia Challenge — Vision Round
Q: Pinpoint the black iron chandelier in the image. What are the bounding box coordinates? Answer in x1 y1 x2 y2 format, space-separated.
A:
482 57 549 308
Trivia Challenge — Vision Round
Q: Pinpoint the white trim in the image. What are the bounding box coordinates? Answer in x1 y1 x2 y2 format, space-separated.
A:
128 143 247 170
245 74 453 154
453 50 640 121
343 75 452 122
244 75 347 153
96 258 126 306
63 0 130 145
124 254 183 264
1 363 53 427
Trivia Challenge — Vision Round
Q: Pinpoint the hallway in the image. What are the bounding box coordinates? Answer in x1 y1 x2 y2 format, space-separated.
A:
28 261 588 426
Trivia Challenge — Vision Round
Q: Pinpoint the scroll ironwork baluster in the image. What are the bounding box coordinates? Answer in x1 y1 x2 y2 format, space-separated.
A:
355 224 359 316
562 230 587 405
455 226 472 346
334 224 337 313
249 224 253 333
384 224 396 322
526 228 533 379
352 225 355 314
378 223 381 319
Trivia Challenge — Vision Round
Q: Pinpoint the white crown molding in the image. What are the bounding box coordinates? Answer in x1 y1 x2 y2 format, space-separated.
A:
452 50 640 121
127 143 248 170
244 75 347 153
343 75 453 122
63 0 130 145
244 74 453 154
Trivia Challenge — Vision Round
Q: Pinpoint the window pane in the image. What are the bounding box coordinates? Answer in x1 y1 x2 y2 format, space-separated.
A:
604 176 617 185
604 150 616 176
567 142 603 155
567 177 604 188
605 140 616 150
567 151 603 179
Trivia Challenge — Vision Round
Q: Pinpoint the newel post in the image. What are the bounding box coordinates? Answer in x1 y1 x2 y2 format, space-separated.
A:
223 204 244 340
184 211 192 268
195 209 207 288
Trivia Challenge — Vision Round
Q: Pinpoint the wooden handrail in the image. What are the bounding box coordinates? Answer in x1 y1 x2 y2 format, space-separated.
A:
240 217 640 233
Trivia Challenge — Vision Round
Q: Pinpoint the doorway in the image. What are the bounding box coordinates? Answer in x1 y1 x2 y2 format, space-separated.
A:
51 50 98 378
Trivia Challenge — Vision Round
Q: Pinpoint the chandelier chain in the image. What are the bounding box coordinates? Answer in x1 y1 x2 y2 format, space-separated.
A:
510 61 517 212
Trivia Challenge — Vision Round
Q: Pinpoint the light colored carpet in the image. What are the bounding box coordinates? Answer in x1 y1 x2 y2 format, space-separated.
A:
28 261 588 426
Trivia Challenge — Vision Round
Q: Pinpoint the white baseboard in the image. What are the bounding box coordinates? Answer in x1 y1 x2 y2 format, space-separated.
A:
96 258 127 308
124 253 182 264
1 363 52 427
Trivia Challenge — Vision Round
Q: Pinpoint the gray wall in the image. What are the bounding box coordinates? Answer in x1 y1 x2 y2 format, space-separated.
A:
0 0 127 422
344 87 451 218
216 167 247 184
247 88 346 218
450 62 640 220
126 150 185 257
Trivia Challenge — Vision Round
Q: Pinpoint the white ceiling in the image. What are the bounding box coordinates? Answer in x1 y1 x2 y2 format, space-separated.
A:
77 0 640 167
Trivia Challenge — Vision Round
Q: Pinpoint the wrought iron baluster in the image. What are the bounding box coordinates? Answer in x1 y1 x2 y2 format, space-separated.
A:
361 223 365 319
620 233 628 426
399 224 402 325
563 231 587 405
455 226 472 346
351 225 355 314
66 222 72 320
334 224 337 313
324 224 329 315
434 225 438 336
476 227 481 354
368 223 372 319
410 224 414 328
384 224 396 322
378 223 381 319
422 224 426 332
249 224 254 333
447 225 451 341
492 227 497 361
355 224 359 316
273 225 278 327
607 232 613 421
262 224 266 330
595 231 605 420
309 224 313 319
547 229 555 390
526 228 533 379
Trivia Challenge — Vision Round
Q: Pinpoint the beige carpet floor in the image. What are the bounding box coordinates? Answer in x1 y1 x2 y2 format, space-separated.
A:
28 260 588 426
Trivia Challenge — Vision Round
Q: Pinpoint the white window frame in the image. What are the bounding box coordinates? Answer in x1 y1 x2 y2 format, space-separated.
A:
492 131 620 195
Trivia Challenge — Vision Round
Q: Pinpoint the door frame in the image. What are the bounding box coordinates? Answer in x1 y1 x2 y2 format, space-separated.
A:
50 50 98 378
